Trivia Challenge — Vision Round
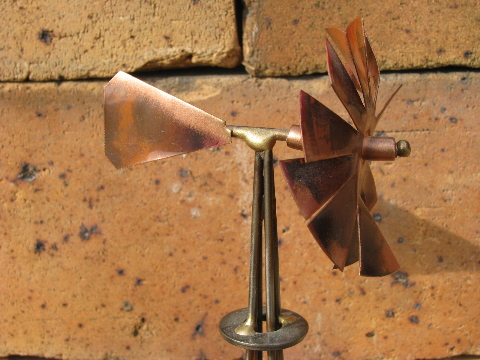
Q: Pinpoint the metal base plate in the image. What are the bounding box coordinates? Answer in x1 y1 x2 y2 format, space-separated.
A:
219 307 308 351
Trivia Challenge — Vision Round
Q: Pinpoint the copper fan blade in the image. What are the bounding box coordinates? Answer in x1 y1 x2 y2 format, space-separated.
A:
320 160 376 270
346 18 370 100
344 216 360 267
326 39 366 133
299 91 360 162
358 200 399 276
325 27 362 92
365 36 380 105
345 18 379 133
358 159 377 210
281 18 404 276
105 71 231 169
306 174 359 270
280 155 357 220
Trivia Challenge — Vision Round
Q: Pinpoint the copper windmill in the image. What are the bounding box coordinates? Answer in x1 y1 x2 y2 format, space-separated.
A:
280 18 409 277
104 18 410 359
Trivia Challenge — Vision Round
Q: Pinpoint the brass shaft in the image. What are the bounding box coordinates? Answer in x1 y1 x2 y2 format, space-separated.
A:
245 152 264 360
264 150 284 360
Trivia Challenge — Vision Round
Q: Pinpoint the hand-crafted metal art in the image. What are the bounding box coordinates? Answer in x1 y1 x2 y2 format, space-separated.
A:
280 18 409 277
105 71 231 168
104 17 411 360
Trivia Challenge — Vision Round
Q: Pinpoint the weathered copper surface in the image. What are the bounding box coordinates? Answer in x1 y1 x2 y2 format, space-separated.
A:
281 18 405 276
325 39 366 133
105 71 231 168
362 136 397 161
357 200 399 276
285 125 302 150
280 156 357 221
358 159 377 211
306 174 359 270
326 18 381 136
299 90 359 162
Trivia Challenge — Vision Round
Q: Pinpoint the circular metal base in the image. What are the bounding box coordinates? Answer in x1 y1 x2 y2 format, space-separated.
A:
219 307 308 351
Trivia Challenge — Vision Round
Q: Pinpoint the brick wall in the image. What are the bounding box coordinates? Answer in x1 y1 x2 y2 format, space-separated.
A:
0 1 479 360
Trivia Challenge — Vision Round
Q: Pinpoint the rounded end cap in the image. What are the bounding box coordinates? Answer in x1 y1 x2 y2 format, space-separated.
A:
396 140 411 157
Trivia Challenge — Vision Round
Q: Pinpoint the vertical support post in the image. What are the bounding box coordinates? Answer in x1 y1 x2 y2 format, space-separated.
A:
232 150 286 360
244 152 264 360
219 134 309 356
263 150 283 360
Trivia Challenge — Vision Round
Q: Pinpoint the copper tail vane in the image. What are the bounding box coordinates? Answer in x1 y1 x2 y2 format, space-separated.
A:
104 18 411 359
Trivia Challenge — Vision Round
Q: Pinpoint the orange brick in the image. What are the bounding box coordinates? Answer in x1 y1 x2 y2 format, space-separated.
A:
0 71 478 359
243 0 480 76
0 0 241 81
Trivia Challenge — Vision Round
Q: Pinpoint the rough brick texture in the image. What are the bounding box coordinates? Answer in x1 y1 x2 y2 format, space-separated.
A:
0 0 241 81
243 0 480 76
0 71 479 359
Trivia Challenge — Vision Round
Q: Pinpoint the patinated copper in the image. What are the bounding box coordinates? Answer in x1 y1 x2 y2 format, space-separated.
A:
280 156 357 221
280 18 406 276
105 71 231 169
285 125 303 151
362 136 397 161
357 200 399 275
358 159 377 211
325 39 366 133
299 90 360 162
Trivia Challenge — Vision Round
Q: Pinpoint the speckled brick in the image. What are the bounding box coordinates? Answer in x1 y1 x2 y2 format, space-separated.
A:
243 0 480 76
0 0 241 81
0 71 479 359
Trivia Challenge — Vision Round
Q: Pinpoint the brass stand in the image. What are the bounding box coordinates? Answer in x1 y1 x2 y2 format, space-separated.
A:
219 150 308 360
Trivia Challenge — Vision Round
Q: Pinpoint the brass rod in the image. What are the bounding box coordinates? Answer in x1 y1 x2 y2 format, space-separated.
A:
245 349 261 360
264 150 284 360
245 151 264 360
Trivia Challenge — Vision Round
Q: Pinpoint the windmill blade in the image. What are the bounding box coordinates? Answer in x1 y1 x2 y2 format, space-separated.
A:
346 18 370 101
306 174 359 270
358 200 399 276
358 160 377 210
365 36 380 105
325 27 362 92
281 18 406 277
280 155 357 220
333 161 376 269
105 71 231 169
344 216 360 267
299 91 359 162
326 40 366 133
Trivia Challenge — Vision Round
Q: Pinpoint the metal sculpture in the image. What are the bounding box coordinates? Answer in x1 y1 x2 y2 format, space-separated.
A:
105 18 410 360
280 18 409 277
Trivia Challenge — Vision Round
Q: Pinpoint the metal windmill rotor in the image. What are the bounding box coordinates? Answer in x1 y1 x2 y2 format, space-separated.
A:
280 17 409 276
